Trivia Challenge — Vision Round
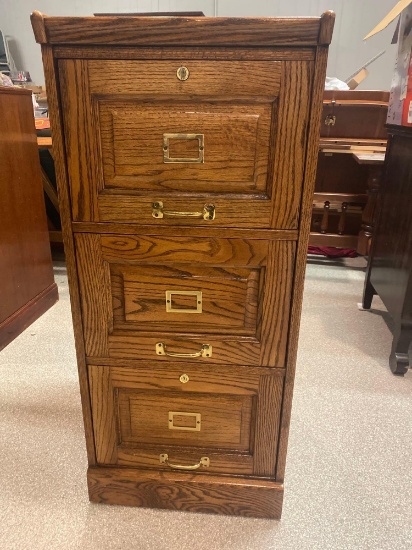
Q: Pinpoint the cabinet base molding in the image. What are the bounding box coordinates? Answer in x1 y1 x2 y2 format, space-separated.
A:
87 466 283 519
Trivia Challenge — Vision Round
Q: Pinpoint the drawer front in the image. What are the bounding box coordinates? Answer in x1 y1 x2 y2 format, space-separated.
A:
89 363 285 477
59 57 312 228
75 233 295 367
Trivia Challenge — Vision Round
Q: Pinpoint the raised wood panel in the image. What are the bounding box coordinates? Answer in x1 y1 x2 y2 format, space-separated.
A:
117 264 260 334
118 391 252 450
88 60 281 97
88 364 284 476
98 101 272 194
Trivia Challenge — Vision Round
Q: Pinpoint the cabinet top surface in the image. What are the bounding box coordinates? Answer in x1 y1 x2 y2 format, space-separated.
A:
31 10 335 47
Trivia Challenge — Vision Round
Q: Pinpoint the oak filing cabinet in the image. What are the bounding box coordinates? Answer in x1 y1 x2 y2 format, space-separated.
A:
32 11 334 518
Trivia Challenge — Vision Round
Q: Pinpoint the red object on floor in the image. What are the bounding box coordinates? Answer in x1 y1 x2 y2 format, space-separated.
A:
308 246 358 258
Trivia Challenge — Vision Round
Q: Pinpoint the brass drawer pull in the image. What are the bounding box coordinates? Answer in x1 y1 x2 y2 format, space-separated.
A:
160 453 210 471
152 201 215 220
156 342 212 358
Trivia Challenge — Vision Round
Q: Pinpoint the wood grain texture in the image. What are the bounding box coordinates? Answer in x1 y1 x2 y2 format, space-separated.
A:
34 15 324 47
97 100 272 195
88 59 281 97
88 467 284 518
58 60 100 221
88 364 284 475
270 61 312 228
30 10 47 44
253 374 284 476
97 195 272 228
117 264 260 334
88 365 118 464
275 47 330 483
71 222 298 241
76 234 293 366
75 234 112 357
0 86 57 347
40 45 96 464
54 46 315 61
318 11 336 46
34 14 333 517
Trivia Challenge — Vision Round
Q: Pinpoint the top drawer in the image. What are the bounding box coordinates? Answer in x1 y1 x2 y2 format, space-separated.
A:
59 57 312 229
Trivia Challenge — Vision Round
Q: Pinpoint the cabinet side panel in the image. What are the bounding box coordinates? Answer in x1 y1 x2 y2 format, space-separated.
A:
276 47 329 482
271 61 312 228
40 45 96 464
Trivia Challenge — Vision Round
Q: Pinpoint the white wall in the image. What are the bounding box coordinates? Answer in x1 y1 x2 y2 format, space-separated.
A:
0 0 400 89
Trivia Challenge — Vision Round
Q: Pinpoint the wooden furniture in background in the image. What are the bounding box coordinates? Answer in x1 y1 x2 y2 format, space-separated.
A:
37 136 63 244
32 10 334 518
362 125 412 376
310 91 389 252
0 87 58 350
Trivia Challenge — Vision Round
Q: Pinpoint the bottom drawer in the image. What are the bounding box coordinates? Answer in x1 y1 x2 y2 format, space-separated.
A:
89 363 285 477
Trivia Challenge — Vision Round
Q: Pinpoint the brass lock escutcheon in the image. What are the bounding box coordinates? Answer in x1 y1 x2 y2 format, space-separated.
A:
156 342 212 358
163 133 204 163
159 453 210 470
152 201 215 221
176 66 190 81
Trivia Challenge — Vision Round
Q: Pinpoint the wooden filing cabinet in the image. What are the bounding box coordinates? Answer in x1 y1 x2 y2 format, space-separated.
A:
32 11 334 519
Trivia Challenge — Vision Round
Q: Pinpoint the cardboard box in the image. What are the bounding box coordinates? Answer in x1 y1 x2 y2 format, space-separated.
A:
365 0 412 126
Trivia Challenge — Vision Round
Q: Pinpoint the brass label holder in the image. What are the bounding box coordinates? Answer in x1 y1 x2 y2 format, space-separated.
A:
168 411 201 431
166 290 202 313
163 133 204 163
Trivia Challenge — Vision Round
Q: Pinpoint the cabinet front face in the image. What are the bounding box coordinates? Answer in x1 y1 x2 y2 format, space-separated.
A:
59 57 312 228
89 363 284 477
75 233 295 367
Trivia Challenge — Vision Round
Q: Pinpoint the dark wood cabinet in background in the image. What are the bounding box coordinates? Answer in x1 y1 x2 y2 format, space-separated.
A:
363 125 412 376
0 87 58 350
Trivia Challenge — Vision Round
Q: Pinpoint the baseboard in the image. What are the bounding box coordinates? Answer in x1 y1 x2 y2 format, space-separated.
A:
87 466 283 519
0 282 59 351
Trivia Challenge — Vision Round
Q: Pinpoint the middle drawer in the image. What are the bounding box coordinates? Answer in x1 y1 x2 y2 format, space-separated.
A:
75 232 295 367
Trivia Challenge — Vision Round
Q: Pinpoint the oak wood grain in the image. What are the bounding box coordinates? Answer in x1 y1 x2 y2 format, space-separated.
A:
88 466 284 518
71 222 298 241
76 234 293 366
88 59 281 97
32 14 326 47
275 47 330 483
53 46 315 61
270 61 312 228
40 45 97 464
88 364 284 475
58 59 100 221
